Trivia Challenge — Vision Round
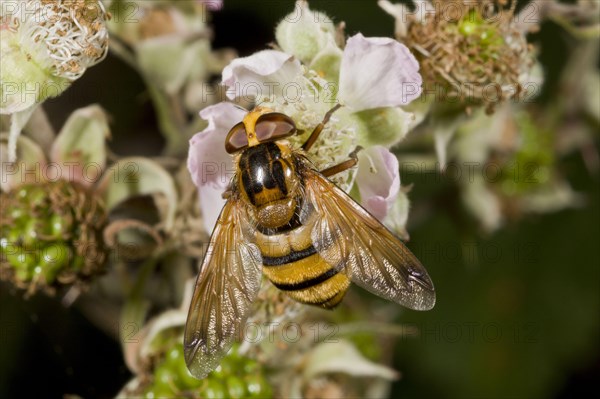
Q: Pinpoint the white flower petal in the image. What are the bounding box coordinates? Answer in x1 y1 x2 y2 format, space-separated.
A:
188 102 245 189
338 33 422 112
384 189 411 240
221 50 303 100
188 102 245 232
199 183 227 233
355 146 400 221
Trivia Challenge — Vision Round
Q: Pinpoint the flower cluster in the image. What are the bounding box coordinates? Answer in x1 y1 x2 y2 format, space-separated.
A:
188 0 422 237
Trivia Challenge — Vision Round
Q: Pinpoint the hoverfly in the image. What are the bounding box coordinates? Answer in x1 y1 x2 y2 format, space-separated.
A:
184 104 435 378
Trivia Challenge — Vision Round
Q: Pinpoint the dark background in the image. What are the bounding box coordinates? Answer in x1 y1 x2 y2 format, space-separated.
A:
1 1 598 398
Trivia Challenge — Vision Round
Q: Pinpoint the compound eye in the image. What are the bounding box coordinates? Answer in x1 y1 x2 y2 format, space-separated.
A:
225 122 248 153
255 113 297 142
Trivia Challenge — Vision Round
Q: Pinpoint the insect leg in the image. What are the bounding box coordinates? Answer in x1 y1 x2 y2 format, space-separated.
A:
320 146 363 177
302 103 343 151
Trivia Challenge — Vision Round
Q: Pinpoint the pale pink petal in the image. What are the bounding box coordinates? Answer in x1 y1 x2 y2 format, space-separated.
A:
338 33 422 111
188 102 245 189
188 102 245 231
198 183 229 234
221 50 303 100
355 146 400 221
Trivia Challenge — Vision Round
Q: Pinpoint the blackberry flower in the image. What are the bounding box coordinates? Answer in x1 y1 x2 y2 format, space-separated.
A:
1 0 109 160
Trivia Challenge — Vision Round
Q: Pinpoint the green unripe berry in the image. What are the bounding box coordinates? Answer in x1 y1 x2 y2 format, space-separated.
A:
200 379 227 399
16 186 29 200
163 344 184 367
177 364 202 391
144 382 175 399
6 250 36 281
6 228 22 247
242 359 260 374
40 243 72 283
6 250 37 269
50 214 72 239
28 187 47 209
22 219 40 249
480 28 502 47
244 374 273 398
0 233 10 251
154 363 180 390
164 344 202 390
225 376 247 399
9 207 26 223
212 356 234 379
459 20 478 36
1 181 108 294
15 264 34 282
176 364 202 390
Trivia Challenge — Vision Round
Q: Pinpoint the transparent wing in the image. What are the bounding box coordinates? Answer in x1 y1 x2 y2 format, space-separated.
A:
302 166 435 310
184 198 262 379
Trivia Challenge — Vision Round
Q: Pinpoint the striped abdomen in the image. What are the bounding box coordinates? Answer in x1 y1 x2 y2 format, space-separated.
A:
255 204 350 309
239 142 349 308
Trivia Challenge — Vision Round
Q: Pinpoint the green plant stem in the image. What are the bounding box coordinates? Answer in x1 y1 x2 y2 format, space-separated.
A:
146 83 188 157
120 255 159 347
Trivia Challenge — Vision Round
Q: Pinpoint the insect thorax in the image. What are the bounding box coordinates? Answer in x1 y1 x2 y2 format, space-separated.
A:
238 142 300 229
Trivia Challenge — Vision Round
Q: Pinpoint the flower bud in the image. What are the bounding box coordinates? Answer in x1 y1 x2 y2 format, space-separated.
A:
275 0 336 64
